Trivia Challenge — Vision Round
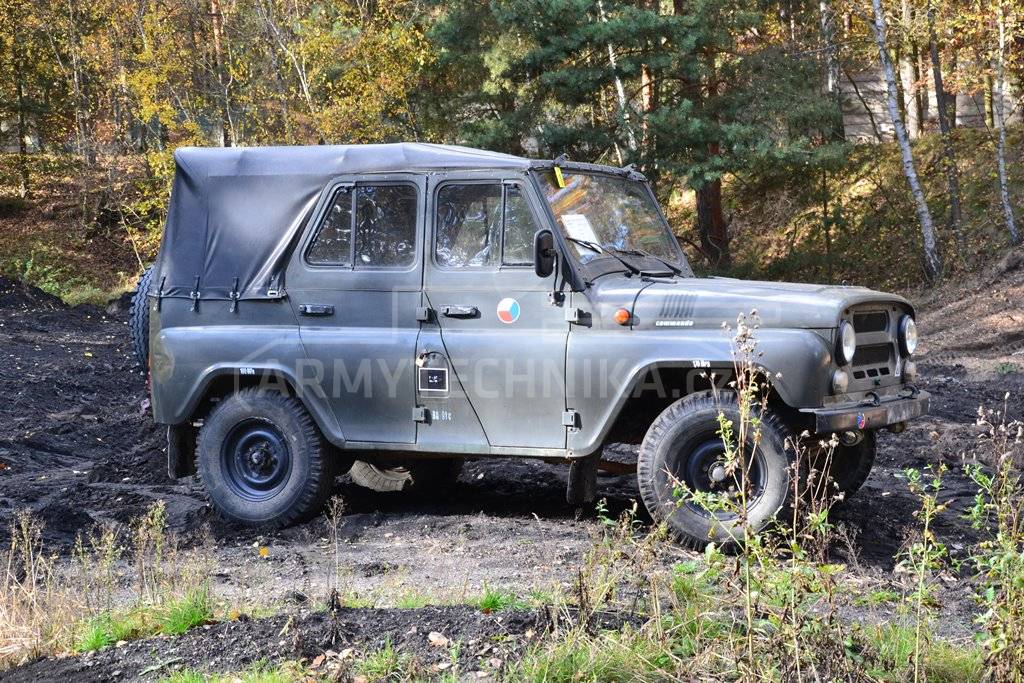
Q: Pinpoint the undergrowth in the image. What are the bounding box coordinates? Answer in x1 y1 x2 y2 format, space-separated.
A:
0 501 212 668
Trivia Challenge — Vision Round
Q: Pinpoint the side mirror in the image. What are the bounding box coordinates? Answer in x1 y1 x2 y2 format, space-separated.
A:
534 229 556 278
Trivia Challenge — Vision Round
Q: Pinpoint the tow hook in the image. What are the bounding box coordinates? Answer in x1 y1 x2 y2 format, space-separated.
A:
887 421 907 434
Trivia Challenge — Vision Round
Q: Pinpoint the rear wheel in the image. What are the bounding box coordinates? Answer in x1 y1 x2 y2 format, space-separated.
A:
129 266 154 368
349 458 464 492
637 391 795 548
197 389 332 527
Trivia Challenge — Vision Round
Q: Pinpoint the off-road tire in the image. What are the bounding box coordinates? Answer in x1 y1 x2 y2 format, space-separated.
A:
349 458 464 493
197 389 332 527
129 266 154 368
637 391 795 549
817 430 876 503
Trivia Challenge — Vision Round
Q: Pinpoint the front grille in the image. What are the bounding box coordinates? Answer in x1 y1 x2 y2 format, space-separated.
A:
847 306 900 387
853 311 888 333
852 344 893 379
853 344 890 365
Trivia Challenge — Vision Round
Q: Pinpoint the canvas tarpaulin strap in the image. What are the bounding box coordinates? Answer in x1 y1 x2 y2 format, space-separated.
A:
153 143 531 302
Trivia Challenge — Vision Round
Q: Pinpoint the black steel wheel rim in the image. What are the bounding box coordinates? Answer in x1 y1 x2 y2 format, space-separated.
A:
221 418 292 501
672 430 767 520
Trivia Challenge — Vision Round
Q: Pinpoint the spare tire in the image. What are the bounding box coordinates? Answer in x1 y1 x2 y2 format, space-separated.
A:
129 266 154 368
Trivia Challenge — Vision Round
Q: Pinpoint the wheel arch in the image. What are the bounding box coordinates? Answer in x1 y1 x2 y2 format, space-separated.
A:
169 364 345 447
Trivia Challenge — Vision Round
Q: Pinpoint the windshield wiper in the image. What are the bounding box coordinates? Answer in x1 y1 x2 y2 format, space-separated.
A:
563 236 641 275
609 247 684 276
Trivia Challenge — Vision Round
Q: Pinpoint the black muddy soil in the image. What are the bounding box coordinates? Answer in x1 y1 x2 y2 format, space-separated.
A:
2 605 549 682
2 261 1024 679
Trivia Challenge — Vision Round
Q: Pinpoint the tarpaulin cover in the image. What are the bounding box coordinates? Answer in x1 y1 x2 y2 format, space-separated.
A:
154 143 531 301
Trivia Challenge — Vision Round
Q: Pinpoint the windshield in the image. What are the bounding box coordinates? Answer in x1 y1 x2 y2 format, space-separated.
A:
537 170 691 275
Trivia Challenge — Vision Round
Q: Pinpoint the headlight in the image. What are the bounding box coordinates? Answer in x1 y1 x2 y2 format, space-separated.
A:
898 315 918 356
837 321 857 365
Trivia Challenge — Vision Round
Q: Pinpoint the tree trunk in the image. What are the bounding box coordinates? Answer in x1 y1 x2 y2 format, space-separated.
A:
209 0 231 147
899 0 922 138
66 0 92 164
696 156 730 269
596 0 637 153
927 0 963 247
995 2 1020 244
11 26 30 197
820 0 844 139
870 0 942 283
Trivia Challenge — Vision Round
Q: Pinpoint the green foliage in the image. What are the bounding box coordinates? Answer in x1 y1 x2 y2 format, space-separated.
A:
74 586 211 653
474 584 526 612
966 403 1024 680
157 587 213 635
355 638 413 682
161 661 310 683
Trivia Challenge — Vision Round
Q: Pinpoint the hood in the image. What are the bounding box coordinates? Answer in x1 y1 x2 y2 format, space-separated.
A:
587 275 913 330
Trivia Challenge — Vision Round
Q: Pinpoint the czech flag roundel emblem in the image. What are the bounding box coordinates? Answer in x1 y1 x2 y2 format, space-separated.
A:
496 297 521 324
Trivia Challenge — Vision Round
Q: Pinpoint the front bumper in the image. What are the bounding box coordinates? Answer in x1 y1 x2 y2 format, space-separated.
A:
802 390 930 433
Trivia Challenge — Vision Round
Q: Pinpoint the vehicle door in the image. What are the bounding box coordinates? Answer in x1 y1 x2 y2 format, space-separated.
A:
421 173 568 450
286 174 423 444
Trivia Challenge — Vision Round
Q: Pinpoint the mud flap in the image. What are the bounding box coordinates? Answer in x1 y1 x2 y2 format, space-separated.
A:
167 424 197 479
566 454 598 506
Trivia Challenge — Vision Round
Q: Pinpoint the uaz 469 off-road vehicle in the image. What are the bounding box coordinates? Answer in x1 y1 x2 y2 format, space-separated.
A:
133 143 929 546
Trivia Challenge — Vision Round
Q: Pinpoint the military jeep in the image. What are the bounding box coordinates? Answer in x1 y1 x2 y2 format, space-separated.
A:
133 143 929 546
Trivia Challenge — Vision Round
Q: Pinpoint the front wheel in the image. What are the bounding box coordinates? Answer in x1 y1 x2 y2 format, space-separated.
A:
197 389 333 527
637 391 795 548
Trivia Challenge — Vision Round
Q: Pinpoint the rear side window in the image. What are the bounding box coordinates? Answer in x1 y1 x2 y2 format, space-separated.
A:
307 184 417 268
434 183 539 268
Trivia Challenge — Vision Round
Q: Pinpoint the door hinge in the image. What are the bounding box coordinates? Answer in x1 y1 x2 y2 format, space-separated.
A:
562 410 580 430
416 306 435 323
564 307 588 324
413 406 430 423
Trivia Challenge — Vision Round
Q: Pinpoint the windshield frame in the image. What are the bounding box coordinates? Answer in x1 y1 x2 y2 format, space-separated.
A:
528 167 693 284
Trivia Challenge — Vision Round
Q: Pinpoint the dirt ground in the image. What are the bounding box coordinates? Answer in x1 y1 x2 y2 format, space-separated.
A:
2 256 1023 679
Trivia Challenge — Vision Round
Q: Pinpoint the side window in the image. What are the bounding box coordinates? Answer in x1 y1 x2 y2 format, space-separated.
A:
435 184 502 268
307 183 418 268
306 189 353 266
503 185 537 265
354 185 417 267
434 182 539 268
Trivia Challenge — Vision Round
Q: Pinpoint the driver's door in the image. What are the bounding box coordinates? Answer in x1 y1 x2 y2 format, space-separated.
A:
420 174 569 450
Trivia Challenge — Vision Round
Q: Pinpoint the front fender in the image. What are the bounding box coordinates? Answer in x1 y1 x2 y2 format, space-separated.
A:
566 328 833 455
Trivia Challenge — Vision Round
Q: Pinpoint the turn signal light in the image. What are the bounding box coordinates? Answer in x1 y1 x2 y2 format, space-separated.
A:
614 308 632 325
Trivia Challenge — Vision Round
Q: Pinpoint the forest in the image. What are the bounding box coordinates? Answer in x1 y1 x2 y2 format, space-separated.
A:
1 0 1022 300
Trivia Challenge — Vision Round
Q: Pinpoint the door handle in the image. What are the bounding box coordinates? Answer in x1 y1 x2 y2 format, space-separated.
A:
441 305 479 318
299 303 335 316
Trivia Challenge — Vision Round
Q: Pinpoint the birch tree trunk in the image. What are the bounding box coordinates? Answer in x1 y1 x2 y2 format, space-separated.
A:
209 0 232 147
11 25 30 197
820 0 844 139
994 1 1020 244
926 0 963 247
870 0 943 282
597 0 638 153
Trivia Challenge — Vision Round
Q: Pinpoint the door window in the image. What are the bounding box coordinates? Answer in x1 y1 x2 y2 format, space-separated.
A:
307 184 417 268
434 183 539 268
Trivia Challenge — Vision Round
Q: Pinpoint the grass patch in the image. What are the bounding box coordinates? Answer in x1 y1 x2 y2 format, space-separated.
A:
74 586 212 653
2 502 213 668
355 638 412 681
473 584 526 612
161 660 311 683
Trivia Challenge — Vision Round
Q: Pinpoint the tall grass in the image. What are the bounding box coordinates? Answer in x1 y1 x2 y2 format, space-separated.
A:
0 501 211 669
